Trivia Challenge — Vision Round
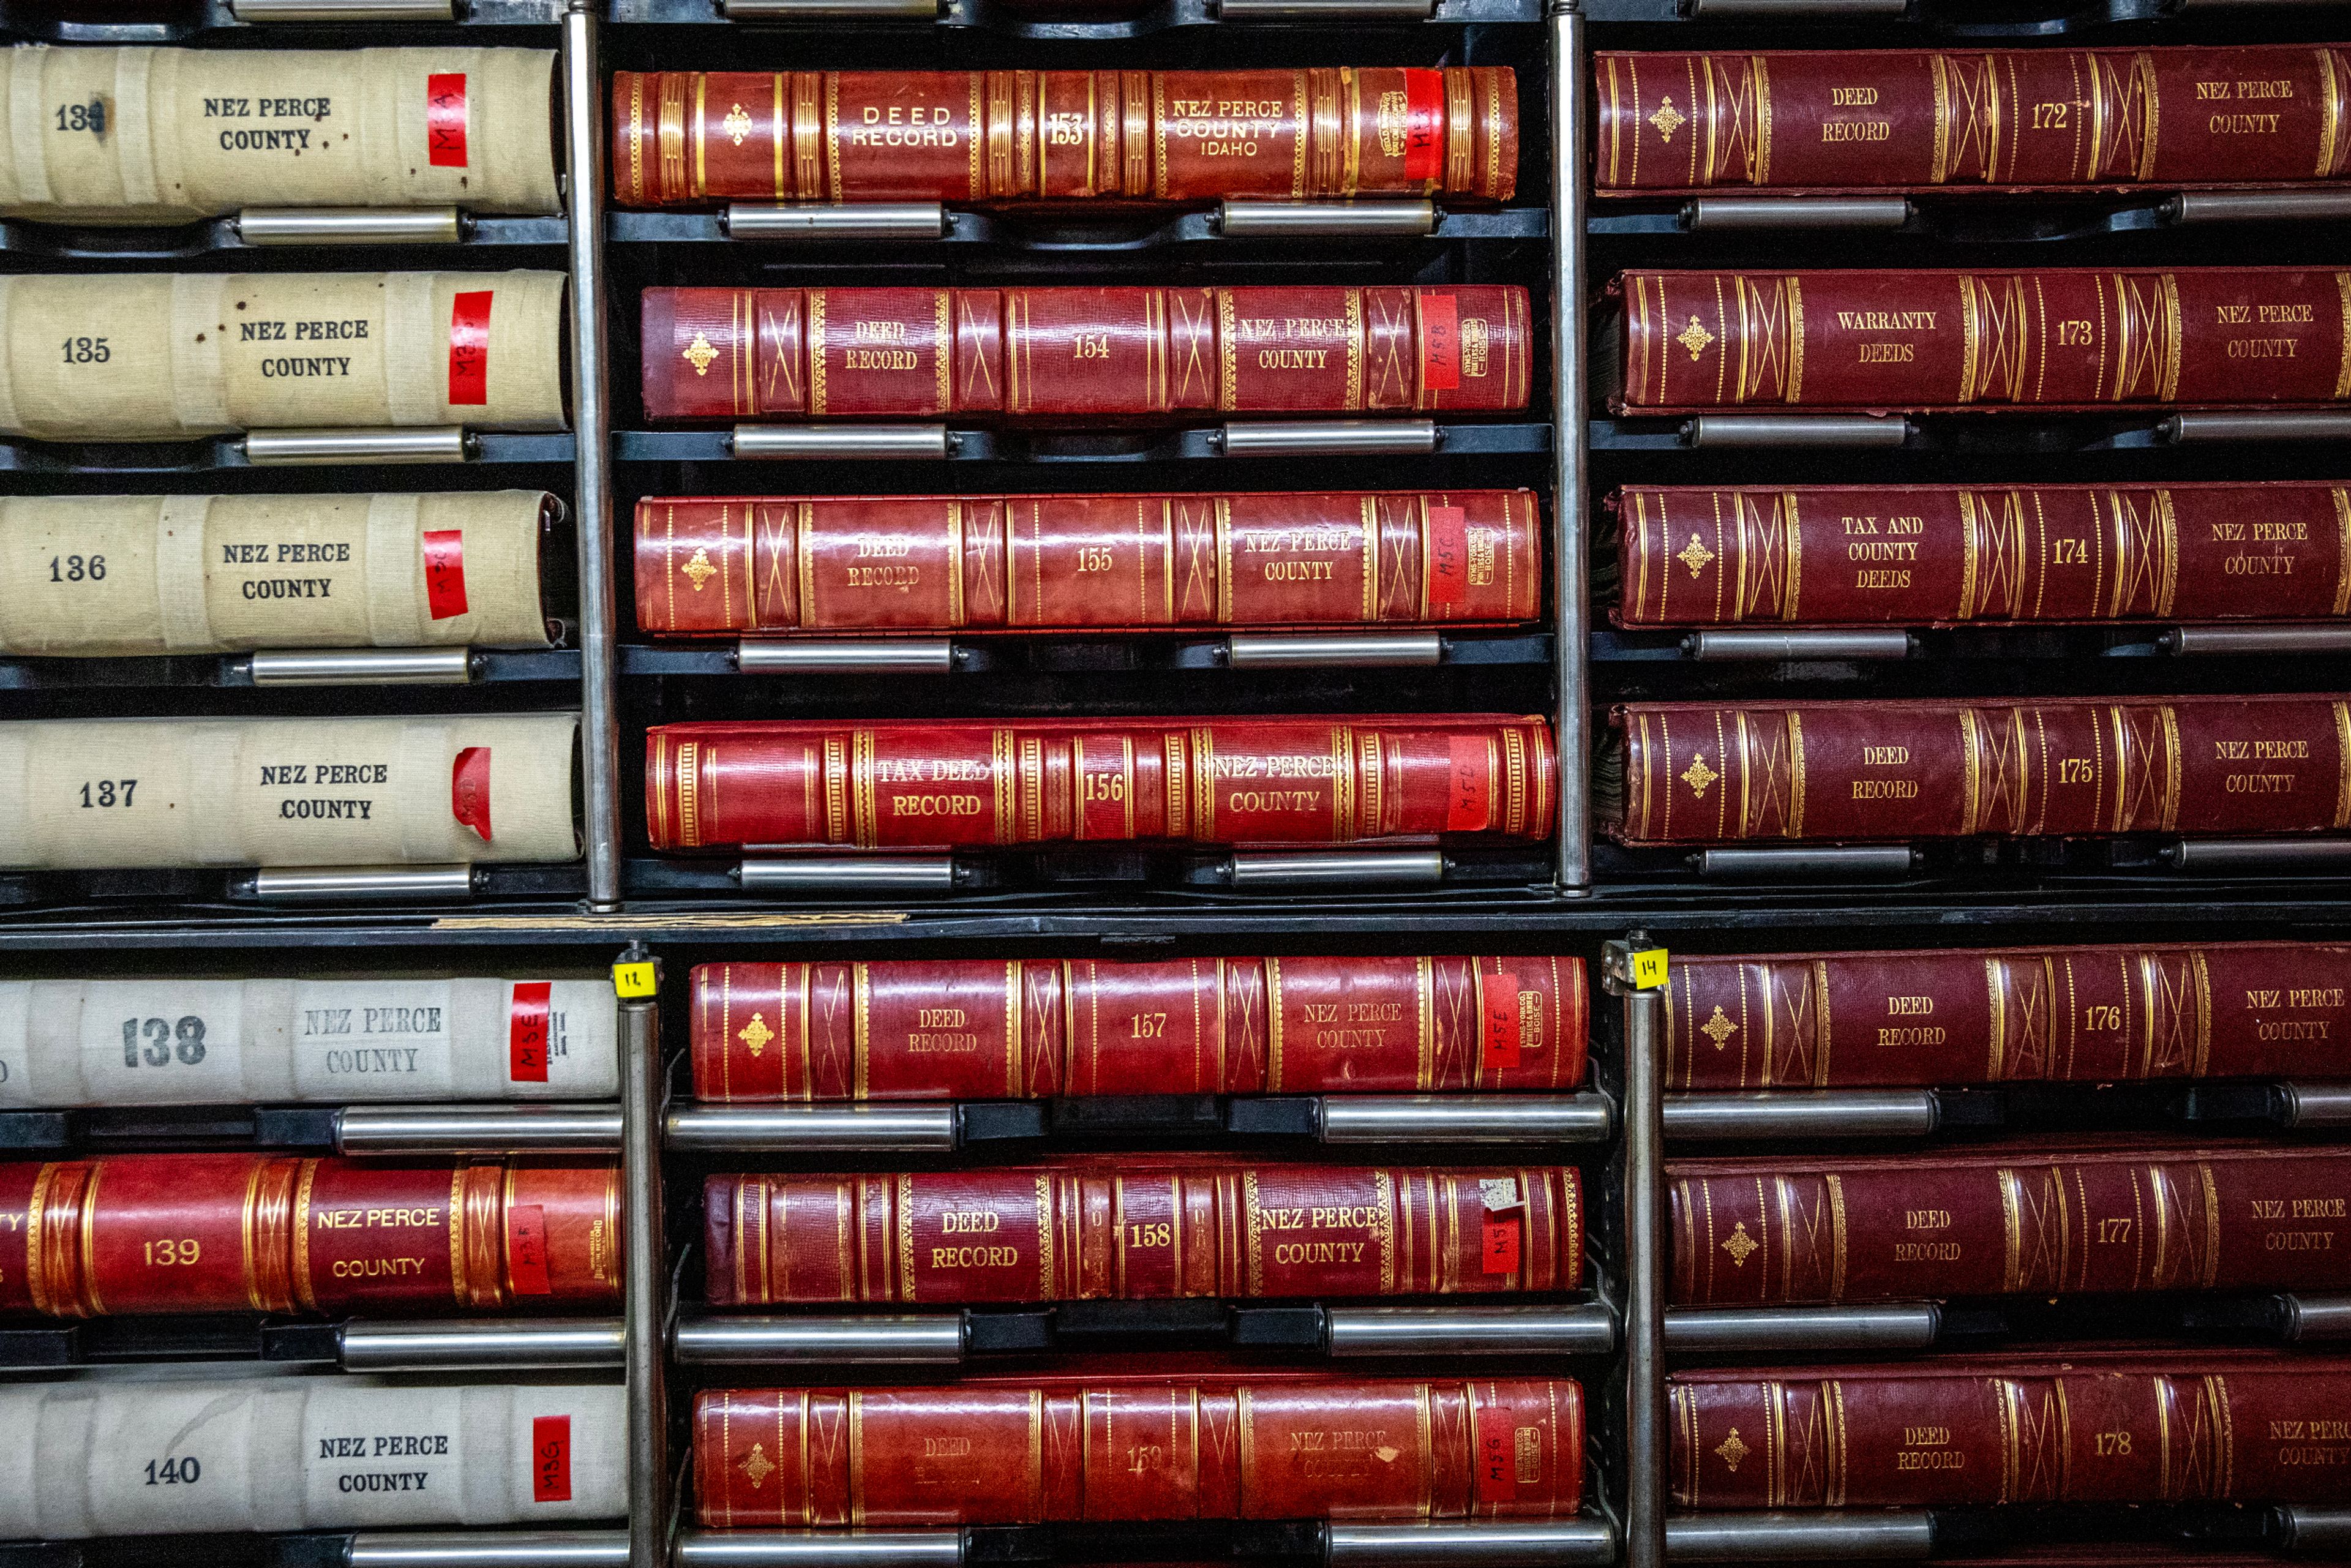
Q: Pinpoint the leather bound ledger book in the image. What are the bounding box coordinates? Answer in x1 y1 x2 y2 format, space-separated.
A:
1 490 557 655
690 955 1587 1100
636 490 1542 634
0 974 618 1105
1 47 560 223
694 1373 1583 1525
612 69 1517 207
1672 1350 2351 1509
0 1155 620 1316
1660 940 2351 1091
1611 268 2351 413
705 1161 1578 1304
0 1378 623 1536
1613 482 2351 627
1607 694 2351 846
0 713 580 871
640 285 1531 421
0 271 568 442
1671 1141 2351 1305
1595 47 2351 195
645 715 1556 851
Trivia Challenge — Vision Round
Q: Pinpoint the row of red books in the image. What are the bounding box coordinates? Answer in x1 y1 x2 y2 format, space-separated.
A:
636 269 2351 421
610 50 2351 209
635 700 2351 850
635 482 2351 632
681 942 2350 1100
683 1356 2351 1523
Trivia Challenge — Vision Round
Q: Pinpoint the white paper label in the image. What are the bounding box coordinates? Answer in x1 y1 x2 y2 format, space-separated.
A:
77 981 249 1104
86 1384 260 1534
301 1384 467 1526
290 980 457 1096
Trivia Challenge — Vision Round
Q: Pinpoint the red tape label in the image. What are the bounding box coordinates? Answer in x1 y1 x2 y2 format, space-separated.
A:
422 528 470 620
1401 68 1445 184
448 289 492 407
531 1414 572 1502
452 745 492 842
1481 969 1522 1071
1446 735 1492 833
511 981 553 1082
1476 1396 1520 1502
509 1203 552 1296
1420 291 1461 393
1427 503 1468 607
427 73 468 168
1482 1218 1521 1278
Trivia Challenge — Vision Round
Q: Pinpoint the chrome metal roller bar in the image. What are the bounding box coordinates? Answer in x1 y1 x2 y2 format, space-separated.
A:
2165 411 2351 443
241 865 476 902
618 982 669 1568
1219 420 1438 457
1697 845 1919 879
2279 1294 2351 1341
673 1313 966 1364
1682 414 1909 449
733 425 951 460
1319 1094 1614 1144
1218 200 1434 236
2169 189 2351 224
350 1533 629 1568
1217 0 1435 15
1326 1520 1617 1567
1613 951 1667 1568
1685 0 1906 10
1326 1304 1616 1358
1684 196 1910 231
1665 1090 1939 1142
1666 1513 1934 1562
1226 633 1441 669
1684 629 1913 662
336 1103 623 1154
1226 848 1444 889
727 203 947 241
2275 1504 2351 1551
737 640 954 674
2165 837 2351 872
238 208 462 244
243 427 469 465
723 0 940 12
666 1104 959 1152
675 1533 963 1567
1550 0 1591 896
247 648 472 685
738 855 957 893
1664 1303 1940 1354
339 1318 626 1371
2284 1085 2351 1127
2165 625 2351 656
234 0 452 14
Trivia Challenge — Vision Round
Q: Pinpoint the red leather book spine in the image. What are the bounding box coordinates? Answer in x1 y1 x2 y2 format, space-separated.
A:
703 1163 1578 1304
694 1376 1582 1525
688 956 1589 1101
634 490 1543 634
611 69 1516 208
642 286 1531 421
1661 941 2351 1090
1671 1362 2351 1507
1612 268 2351 412
1670 1146 2351 1305
1595 47 2351 194
1613 482 2351 626
1610 695 2351 844
0 1156 620 1317
647 715 1556 851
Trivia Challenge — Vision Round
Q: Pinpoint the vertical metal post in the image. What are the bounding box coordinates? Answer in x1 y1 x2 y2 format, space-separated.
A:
1604 939 1665 1568
564 2 623 910
1548 2 1592 893
617 959 669 1568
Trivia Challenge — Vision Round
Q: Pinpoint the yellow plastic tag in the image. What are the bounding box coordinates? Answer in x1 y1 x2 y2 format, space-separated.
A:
612 961 658 999
1629 948 1670 991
